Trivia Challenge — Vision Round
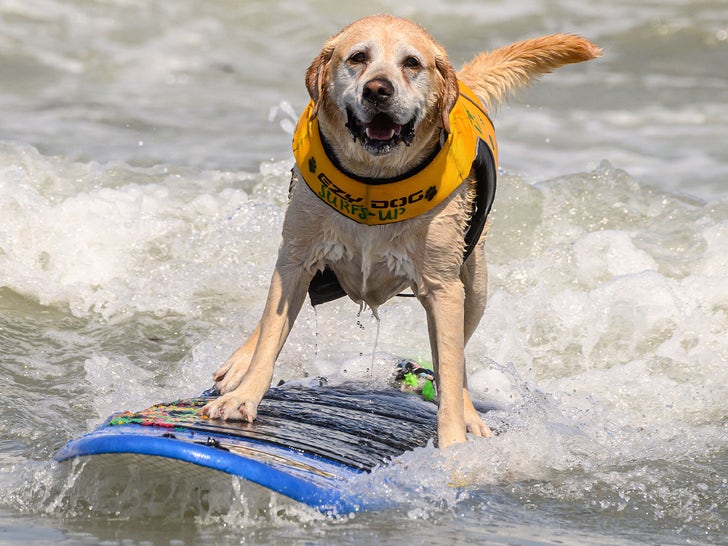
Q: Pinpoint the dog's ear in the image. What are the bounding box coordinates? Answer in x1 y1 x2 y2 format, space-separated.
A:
305 44 335 121
435 55 459 134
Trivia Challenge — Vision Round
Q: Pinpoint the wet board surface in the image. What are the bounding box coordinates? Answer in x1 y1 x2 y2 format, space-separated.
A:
56 382 438 514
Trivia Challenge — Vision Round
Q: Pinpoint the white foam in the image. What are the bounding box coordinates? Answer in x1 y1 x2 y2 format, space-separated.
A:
696 220 728 275
0 143 283 320
573 230 658 286
1 144 726 526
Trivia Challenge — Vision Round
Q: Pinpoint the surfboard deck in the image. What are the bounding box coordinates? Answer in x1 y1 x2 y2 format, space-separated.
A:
56 381 439 514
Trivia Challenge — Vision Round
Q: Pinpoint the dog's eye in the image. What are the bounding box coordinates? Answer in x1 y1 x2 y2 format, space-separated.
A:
348 52 367 64
403 56 421 69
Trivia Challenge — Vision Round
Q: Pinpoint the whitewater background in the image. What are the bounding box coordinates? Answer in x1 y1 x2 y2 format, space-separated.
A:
1 1 726 544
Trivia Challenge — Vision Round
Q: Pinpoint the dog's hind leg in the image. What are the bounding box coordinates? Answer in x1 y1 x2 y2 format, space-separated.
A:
460 240 493 438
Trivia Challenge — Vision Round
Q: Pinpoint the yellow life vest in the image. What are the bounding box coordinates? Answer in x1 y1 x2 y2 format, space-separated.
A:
292 81 498 226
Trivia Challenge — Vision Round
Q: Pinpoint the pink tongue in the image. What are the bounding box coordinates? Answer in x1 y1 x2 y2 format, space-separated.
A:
364 114 402 141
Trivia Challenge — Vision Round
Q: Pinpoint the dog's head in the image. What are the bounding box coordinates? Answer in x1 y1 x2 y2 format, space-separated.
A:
305 15 458 177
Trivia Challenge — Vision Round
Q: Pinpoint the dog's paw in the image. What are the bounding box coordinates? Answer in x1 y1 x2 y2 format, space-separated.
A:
465 413 493 438
213 365 248 394
211 359 233 382
212 350 253 393
202 394 259 422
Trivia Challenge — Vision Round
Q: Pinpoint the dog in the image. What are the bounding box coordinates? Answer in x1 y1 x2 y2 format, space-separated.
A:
202 15 601 448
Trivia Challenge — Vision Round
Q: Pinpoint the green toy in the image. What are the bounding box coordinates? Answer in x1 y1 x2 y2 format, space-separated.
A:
394 359 436 402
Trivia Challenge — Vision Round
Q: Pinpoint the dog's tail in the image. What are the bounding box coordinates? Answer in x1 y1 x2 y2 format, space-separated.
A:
458 34 602 111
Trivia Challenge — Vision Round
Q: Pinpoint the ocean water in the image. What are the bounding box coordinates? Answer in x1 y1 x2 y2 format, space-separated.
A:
1 0 727 545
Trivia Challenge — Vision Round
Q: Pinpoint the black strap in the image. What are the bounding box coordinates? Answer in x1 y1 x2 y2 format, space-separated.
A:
308 266 348 306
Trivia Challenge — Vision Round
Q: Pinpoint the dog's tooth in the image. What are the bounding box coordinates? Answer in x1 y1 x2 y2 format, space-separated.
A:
365 126 396 141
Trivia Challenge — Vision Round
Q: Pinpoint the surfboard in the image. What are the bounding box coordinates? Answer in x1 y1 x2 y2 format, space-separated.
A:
56 378 440 515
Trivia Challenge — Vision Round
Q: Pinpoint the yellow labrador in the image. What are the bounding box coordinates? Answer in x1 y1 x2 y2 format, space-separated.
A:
203 15 600 448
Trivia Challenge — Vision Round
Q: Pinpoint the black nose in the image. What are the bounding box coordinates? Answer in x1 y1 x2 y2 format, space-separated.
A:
363 78 394 104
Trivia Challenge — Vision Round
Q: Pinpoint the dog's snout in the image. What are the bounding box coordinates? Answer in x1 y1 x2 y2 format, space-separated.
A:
363 78 394 104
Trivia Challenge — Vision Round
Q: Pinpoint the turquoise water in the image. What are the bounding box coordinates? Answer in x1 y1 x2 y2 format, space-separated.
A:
1 1 726 544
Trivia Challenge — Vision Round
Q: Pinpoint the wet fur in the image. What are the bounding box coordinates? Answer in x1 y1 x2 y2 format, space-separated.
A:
203 15 600 448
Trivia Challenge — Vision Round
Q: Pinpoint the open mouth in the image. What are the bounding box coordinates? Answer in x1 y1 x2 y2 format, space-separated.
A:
345 109 416 155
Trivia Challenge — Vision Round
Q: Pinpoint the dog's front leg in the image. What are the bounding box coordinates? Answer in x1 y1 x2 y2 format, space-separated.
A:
202 258 311 422
421 281 468 448
211 321 262 393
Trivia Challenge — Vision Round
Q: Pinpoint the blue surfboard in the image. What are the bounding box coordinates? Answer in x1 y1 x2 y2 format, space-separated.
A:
56 380 439 515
